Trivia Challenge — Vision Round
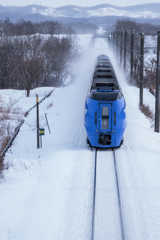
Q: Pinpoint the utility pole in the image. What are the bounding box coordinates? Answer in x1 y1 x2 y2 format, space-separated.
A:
112 32 114 51
113 32 116 56
155 31 160 132
130 30 134 80
139 33 144 106
116 32 118 58
111 32 112 41
118 31 120 62
120 30 123 66
109 32 111 47
124 29 127 71
36 94 40 148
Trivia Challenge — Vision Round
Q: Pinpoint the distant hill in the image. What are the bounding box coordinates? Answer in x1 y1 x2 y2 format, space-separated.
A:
0 3 160 26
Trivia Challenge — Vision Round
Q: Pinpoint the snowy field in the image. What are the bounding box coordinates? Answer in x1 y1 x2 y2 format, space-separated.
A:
0 87 54 153
0 35 160 240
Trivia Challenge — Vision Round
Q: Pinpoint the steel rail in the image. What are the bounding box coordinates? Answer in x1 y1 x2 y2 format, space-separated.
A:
91 148 97 240
113 149 125 240
90 148 126 240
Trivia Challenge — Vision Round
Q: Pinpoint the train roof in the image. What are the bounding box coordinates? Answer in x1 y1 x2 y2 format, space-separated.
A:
91 78 118 91
94 72 115 78
96 63 113 68
95 66 113 71
97 54 109 61
93 78 117 84
97 60 111 65
98 59 111 62
96 55 112 67
89 54 123 96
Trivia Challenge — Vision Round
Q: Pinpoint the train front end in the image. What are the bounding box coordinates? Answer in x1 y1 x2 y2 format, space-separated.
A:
84 88 127 148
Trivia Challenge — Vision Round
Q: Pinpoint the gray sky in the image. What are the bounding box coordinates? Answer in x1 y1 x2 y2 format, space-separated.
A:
1 0 160 8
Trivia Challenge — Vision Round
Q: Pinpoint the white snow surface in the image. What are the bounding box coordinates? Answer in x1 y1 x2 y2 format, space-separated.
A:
0 35 160 240
0 87 54 112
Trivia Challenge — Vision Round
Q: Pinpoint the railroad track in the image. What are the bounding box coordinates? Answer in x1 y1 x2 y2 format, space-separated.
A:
91 148 125 240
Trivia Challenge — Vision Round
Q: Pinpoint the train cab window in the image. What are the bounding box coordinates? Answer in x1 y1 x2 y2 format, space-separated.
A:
102 107 109 129
89 90 118 101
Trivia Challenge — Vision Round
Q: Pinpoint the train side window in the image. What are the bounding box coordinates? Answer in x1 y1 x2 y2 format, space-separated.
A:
114 112 116 125
102 107 109 129
95 112 97 125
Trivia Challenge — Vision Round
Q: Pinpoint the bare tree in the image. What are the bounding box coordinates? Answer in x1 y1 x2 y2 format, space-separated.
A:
10 35 45 97
0 18 68 36
0 36 15 89
0 33 80 94
42 35 80 86
144 58 156 88
114 19 142 33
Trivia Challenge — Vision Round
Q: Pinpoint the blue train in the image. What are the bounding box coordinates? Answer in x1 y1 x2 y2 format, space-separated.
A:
84 54 127 148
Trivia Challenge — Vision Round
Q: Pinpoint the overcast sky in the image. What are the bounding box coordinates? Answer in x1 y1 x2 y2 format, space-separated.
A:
1 0 160 8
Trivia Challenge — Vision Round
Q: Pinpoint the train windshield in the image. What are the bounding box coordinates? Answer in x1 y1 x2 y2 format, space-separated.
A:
102 107 109 129
89 90 120 101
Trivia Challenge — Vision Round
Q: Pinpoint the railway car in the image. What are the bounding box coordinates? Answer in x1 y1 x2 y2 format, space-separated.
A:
84 54 127 148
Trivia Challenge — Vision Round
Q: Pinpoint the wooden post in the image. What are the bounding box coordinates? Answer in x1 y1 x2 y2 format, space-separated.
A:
155 31 160 132
116 32 118 58
124 29 127 70
139 33 144 106
36 94 40 148
120 30 123 66
130 30 134 80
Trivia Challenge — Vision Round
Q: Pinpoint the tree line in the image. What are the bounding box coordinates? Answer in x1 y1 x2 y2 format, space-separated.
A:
114 18 160 35
0 34 80 96
0 18 76 36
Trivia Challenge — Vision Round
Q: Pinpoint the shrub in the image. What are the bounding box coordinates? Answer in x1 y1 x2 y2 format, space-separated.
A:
139 104 154 122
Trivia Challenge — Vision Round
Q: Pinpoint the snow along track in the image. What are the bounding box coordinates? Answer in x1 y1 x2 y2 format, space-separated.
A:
91 149 126 240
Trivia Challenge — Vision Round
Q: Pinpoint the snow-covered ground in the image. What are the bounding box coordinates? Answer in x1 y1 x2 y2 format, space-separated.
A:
0 35 160 240
0 87 54 152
